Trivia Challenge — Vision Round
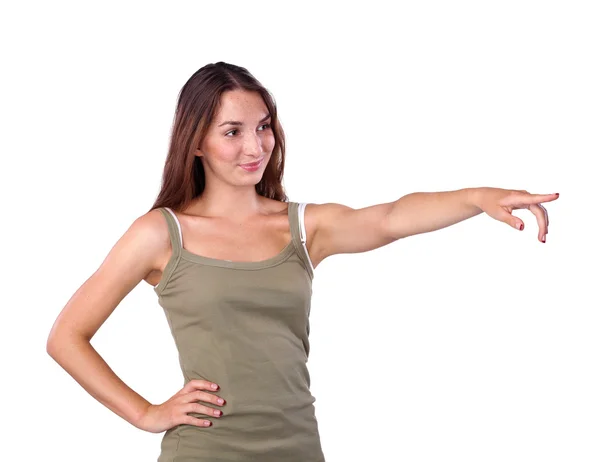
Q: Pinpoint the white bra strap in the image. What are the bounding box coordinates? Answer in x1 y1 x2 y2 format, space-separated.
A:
297 202 315 273
164 207 183 246
298 203 307 244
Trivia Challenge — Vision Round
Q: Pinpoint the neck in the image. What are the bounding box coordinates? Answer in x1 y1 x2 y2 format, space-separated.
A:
186 186 267 221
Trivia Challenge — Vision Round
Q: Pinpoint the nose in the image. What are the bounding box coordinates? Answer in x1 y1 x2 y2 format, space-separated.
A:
243 132 263 157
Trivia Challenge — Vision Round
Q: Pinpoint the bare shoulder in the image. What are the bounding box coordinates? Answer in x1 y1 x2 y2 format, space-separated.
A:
298 202 354 268
300 201 397 263
303 202 354 236
47 208 171 345
133 208 174 286
110 207 171 273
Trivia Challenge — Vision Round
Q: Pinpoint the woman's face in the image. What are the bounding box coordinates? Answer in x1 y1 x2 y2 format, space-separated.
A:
197 89 275 186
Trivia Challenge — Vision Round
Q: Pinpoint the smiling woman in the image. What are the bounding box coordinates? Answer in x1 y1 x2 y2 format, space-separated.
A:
46 61 326 462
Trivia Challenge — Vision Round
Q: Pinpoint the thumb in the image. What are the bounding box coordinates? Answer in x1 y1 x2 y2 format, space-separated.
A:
496 207 524 230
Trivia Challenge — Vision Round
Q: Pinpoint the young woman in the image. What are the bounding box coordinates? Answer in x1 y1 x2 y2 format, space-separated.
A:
46 62 559 461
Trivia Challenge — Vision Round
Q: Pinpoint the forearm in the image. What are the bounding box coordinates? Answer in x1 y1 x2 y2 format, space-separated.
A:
386 188 483 239
47 335 151 429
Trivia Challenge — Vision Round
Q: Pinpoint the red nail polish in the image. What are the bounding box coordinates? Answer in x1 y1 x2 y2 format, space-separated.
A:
519 223 524 231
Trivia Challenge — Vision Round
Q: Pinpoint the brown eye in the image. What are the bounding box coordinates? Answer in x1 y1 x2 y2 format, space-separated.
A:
226 123 270 137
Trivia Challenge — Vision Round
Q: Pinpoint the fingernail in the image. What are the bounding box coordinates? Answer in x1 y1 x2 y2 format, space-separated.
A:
517 223 523 230
542 235 546 242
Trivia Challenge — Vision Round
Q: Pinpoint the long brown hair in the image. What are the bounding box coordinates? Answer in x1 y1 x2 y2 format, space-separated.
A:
149 62 288 213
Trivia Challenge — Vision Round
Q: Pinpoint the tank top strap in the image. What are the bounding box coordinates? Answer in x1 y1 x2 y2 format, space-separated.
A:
157 207 183 259
288 201 315 278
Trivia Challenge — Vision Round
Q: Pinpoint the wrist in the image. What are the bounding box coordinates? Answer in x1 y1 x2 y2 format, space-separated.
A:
131 401 154 429
466 187 483 211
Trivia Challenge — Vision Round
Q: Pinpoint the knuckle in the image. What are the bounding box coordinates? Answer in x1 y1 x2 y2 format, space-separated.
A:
197 403 213 414
200 394 213 404
183 416 197 426
197 392 207 402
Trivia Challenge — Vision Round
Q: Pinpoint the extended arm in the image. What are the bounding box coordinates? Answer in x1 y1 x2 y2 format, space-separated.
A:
309 187 556 262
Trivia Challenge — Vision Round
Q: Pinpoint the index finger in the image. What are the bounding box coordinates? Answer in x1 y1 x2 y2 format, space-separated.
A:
183 379 219 393
520 192 560 204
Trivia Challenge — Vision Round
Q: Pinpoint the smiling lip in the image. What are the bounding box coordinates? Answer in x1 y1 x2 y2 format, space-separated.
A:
240 158 264 170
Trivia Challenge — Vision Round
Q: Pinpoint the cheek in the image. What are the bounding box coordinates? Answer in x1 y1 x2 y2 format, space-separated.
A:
205 138 238 162
220 149 240 163
264 132 276 151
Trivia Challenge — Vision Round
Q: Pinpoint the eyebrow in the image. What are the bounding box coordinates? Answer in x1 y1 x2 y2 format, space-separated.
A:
218 113 271 127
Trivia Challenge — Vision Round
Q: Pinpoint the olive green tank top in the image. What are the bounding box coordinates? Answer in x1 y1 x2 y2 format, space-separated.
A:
153 201 325 462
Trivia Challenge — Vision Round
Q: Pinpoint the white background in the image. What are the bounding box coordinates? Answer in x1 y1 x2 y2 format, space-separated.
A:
1 1 597 461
